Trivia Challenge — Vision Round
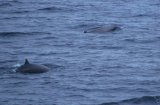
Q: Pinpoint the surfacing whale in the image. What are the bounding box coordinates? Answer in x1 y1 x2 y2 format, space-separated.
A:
16 59 49 73
84 24 121 34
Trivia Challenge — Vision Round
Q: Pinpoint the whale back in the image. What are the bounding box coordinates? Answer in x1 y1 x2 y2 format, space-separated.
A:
16 59 49 73
84 24 121 34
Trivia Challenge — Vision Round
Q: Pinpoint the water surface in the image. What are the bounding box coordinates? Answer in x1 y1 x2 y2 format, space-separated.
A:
0 0 160 105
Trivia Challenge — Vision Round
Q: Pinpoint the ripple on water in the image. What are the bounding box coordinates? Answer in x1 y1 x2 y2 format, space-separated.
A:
37 6 73 13
124 37 160 44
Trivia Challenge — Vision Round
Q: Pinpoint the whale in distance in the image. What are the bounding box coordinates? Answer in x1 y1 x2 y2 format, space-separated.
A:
16 59 49 73
84 24 121 34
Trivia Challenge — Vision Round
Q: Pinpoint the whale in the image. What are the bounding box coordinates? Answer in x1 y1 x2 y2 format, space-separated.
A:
84 24 121 34
16 59 49 73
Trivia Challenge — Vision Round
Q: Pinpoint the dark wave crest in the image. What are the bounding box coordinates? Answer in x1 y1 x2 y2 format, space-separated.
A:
100 96 160 105
0 3 12 7
0 32 50 37
0 0 22 7
132 14 149 17
11 10 30 14
38 6 62 12
37 6 74 13
124 38 160 44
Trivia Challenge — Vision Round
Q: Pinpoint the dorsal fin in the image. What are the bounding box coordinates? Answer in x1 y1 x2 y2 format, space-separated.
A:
25 59 29 65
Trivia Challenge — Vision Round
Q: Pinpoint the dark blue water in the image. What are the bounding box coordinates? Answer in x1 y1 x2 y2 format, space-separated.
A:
0 0 160 105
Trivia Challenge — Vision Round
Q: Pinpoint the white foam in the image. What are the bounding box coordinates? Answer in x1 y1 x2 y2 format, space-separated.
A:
12 64 21 72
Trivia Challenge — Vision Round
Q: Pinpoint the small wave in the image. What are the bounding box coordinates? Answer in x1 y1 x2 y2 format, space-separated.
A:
38 6 63 12
156 36 160 40
66 94 88 99
124 38 159 44
0 3 12 7
132 14 149 17
0 0 22 7
151 3 160 6
102 46 123 50
11 10 30 14
39 52 68 56
69 24 99 29
38 36 57 40
37 6 74 13
0 32 50 37
100 96 160 105
9 0 22 3
0 32 31 36
79 45 123 50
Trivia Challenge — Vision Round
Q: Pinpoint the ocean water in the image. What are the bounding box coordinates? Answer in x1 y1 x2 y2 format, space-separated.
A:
0 0 160 105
